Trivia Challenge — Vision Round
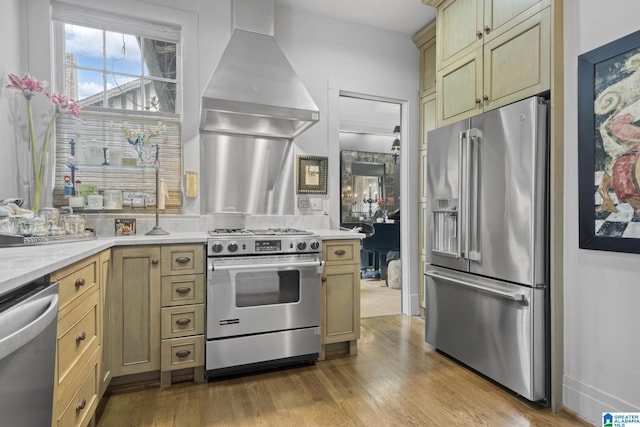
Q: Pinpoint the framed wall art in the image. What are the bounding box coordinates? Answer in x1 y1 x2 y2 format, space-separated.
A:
578 29 640 253
296 155 328 194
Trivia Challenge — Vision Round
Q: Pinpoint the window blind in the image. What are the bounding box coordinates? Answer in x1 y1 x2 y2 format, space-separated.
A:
54 109 182 211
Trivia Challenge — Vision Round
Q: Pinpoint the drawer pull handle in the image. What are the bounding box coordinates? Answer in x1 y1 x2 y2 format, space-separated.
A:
75 398 86 412
176 256 191 264
176 350 191 358
75 278 86 287
176 287 191 294
152 259 159 265
334 249 346 256
76 331 86 342
176 318 191 326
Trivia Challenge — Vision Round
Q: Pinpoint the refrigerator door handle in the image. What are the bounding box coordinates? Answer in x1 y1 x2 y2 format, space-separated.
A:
457 130 465 259
467 128 481 262
425 270 528 304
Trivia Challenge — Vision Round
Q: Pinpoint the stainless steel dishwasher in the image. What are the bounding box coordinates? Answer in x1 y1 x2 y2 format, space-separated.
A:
0 278 59 426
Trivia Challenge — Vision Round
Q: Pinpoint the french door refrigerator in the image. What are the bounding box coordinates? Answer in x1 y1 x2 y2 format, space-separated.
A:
424 96 549 403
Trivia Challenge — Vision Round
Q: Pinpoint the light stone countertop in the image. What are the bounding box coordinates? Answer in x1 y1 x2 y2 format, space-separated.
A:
0 229 361 296
310 229 365 240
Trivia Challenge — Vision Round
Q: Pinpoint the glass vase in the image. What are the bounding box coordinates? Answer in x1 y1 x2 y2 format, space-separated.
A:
136 143 156 168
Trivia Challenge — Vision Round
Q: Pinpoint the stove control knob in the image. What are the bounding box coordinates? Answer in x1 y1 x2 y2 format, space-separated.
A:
228 242 239 252
211 242 223 253
310 239 320 250
297 241 307 251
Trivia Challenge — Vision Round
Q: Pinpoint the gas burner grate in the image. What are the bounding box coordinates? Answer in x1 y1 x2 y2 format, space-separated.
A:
250 228 313 236
207 229 254 236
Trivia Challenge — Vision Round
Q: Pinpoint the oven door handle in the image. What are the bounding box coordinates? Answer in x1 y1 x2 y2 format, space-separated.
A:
210 260 324 272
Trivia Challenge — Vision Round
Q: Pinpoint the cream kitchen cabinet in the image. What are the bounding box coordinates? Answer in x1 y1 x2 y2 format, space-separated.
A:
436 7 550 125
413 22 437 98
418 95 436 315
320 239 361 359
159 244 205 387
428 0 551 125
432 0 550 69
110 246 162 377
99 249 111 398
111 244 206 384
414 20 437 314
51 253 103 427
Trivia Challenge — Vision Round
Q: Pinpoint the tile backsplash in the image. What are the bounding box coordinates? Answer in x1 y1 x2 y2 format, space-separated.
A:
86 213 330 236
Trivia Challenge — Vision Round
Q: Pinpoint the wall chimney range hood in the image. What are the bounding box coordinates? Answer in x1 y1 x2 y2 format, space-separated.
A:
200 0 319 139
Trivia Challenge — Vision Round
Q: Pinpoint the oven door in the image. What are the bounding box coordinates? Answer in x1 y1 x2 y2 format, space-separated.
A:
207 253 323 338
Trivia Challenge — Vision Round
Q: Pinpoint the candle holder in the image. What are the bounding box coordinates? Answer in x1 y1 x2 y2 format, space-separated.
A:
146 144 169 236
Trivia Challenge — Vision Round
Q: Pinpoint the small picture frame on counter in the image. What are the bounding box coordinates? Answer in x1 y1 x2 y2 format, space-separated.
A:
115 218 136 236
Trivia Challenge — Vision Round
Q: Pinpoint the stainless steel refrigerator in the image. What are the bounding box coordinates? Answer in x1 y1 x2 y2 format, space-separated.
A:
424 96 549 403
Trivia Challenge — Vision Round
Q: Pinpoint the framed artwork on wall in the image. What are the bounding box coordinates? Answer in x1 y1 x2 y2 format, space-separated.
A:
296 155 328 194
578 29 640 253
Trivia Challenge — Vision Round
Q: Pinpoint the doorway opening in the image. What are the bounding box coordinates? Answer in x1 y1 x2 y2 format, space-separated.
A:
338 94 402 318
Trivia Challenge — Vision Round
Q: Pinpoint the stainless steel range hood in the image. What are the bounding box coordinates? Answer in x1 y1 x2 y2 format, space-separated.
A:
200 1 319 139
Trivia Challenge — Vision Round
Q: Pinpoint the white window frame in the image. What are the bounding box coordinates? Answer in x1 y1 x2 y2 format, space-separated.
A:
51 3 184 211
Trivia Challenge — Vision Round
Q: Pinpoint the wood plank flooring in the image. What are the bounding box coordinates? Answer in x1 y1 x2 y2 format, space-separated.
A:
96 315 591 427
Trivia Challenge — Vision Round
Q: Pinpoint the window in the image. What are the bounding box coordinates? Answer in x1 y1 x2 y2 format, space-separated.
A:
63 24 177 113
51 5 183 211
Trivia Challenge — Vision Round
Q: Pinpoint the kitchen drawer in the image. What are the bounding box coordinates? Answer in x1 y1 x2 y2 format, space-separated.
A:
53 349 99 427
161 335 204 371
161 304 205 339
55 256 98 312
161 274 204 307
161 244 204 276
55 288 99 401
322 240 359 265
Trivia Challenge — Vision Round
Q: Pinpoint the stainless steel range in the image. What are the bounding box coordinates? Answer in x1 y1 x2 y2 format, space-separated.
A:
205 228 323 378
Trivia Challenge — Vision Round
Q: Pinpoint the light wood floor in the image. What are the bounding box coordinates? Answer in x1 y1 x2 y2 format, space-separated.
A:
360 278 401 318
96 315 590 427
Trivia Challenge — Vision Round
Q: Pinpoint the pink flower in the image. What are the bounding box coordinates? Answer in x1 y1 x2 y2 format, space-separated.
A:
48 93 81 117
5 73 46 100
6 72 81 212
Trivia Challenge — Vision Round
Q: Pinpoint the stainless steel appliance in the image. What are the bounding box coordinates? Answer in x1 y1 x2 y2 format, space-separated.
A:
200 0 319 215
425 96 549 403
206 228 323 378
0 278 59 425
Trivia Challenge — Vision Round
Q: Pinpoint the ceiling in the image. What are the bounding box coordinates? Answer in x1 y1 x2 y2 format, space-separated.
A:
275 0 436 36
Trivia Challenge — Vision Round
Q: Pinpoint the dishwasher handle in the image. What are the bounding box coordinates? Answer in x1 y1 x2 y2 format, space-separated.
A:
0 292 59 360
425 270 528 304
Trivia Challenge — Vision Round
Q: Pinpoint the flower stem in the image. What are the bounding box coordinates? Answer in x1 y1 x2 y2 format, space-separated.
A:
38 114 57 194
26 99 41 212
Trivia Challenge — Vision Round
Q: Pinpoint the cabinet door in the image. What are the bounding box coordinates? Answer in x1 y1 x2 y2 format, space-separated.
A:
322 263 361 344
420 38 437 97
99 250 111 397
437 48 483 126
437 0 484 68
484 0 549 41
111 246 161 376
419 95 436 204
483 8 550 111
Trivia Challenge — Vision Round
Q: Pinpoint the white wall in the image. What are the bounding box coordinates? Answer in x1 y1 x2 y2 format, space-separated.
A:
563 0 640 422
3 0 422 313
0 0 28 202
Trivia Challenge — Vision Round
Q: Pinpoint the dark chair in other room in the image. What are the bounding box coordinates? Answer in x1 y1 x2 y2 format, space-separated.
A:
361 222 400 280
